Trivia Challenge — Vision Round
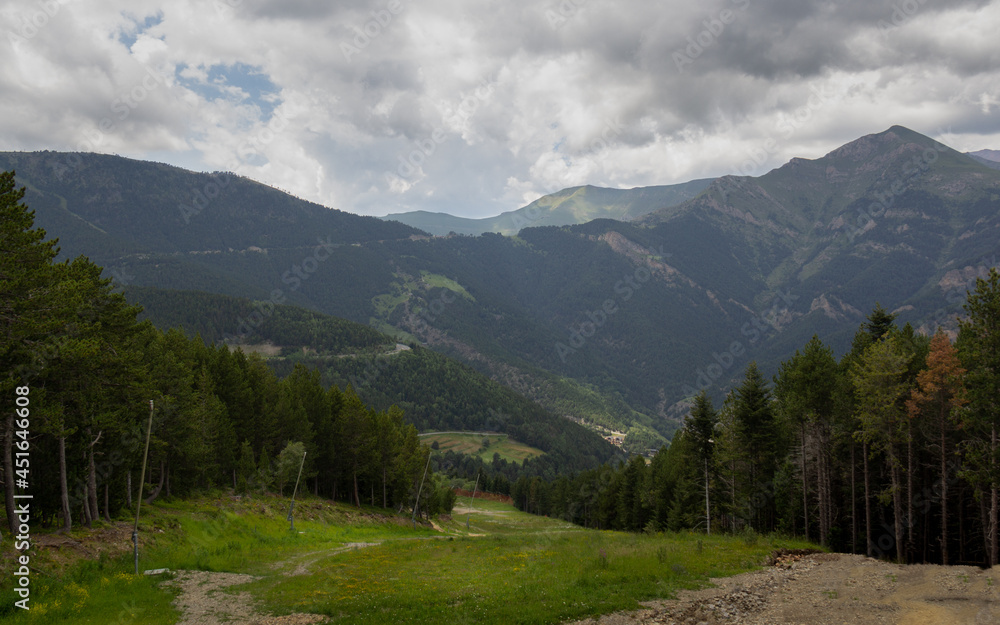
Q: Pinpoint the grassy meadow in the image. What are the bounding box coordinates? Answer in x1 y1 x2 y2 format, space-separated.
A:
421 432 545 464
0 494 815 624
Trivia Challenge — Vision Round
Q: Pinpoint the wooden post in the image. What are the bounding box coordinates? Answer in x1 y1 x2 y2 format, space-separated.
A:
132 400 154 575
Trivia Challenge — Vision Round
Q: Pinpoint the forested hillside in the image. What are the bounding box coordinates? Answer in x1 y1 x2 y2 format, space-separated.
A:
0 172 451 539
3 126 999 451
512 287 1000 568
121 286 621 469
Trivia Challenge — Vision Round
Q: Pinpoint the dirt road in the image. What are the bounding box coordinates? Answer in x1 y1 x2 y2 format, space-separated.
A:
570 552 1000 625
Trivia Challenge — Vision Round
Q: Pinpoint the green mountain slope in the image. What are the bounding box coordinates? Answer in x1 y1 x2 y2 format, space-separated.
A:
6 126 998 442
381 179 714 236
122 286 621 470
0 151 423 262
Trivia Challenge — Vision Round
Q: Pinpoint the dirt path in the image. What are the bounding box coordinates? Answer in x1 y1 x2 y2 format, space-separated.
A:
568 553 1000 625
164 543 384 624
164 570 327 625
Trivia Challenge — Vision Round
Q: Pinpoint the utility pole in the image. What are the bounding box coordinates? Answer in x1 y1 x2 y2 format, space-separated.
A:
132 400 154 575
287 451 306 531
705 456 711 535
467 472 480 530
705 438 714 535
411 453 432 529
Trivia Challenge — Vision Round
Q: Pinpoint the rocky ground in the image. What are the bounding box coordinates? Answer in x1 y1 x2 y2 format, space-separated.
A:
569 551 1000 625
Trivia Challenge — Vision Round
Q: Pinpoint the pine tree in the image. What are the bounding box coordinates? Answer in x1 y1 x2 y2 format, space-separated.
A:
236 440 256 495
685 391 717 533
1 171 62 536
906 330 966 564
731 362 782 531
957 268 1000 566
851 335 913 562
774 336 838 544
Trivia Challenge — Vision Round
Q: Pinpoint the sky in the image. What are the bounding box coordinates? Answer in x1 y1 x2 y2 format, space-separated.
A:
2 0 999 219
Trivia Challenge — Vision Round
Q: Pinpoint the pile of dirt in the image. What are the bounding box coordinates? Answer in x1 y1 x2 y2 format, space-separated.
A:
31 521 138 572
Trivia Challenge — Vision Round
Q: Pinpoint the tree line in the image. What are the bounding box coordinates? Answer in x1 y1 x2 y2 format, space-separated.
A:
1 171 452 539
510 275 1000 567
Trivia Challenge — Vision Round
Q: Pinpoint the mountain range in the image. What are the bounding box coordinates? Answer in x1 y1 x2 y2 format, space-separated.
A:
380 179 714 236
3 125 998 452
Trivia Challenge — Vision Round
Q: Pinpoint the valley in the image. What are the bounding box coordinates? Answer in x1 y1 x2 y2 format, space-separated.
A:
0 492 817 625
6 1 1000 620
418 431 544 464
3 126 997 448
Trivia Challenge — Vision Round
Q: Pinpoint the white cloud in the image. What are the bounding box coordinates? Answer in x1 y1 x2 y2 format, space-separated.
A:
1 0 998 218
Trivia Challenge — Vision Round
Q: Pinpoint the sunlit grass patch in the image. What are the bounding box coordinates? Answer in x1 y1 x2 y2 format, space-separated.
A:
247 499 816 625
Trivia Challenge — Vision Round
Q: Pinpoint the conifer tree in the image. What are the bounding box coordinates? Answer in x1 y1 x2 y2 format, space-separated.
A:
906 330 966 564
957 268 1000 566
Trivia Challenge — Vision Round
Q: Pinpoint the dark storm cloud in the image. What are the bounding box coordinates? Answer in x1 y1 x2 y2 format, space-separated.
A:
2 0 997 217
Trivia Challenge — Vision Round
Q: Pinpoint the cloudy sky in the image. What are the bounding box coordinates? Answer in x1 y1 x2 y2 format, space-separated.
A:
2 0 999 218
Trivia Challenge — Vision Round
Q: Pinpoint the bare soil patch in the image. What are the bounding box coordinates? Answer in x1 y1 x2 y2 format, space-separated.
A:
165 570 328 625
567 553 1000 625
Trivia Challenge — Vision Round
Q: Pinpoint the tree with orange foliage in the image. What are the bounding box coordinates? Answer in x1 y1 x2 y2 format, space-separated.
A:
906 330 966 565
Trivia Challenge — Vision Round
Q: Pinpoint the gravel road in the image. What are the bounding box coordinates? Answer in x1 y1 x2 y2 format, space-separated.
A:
568 552 1000 625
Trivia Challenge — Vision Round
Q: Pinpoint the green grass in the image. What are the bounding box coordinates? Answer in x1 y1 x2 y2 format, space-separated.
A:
0 494 816 625
246 497 815 624
420 271 475 301
0 494 438 624
421 432 544 464
0 550 178 624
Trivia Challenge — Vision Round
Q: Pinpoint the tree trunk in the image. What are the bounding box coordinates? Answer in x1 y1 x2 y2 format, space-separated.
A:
383 465 388 509
864 441 872 557
145 460 165 504
83 493 93 527
3 413 16 538
127 471 132 509
705 457 711 535
59 436 72 531
103 483 111 522
992 424 999 567
940 407 948 565
851 441 857 554
906 419 914 563
801 424 809 541
353 469 361 508
956 489 963 564
731 458 737 532
86 428 101 524
891 450 904 564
